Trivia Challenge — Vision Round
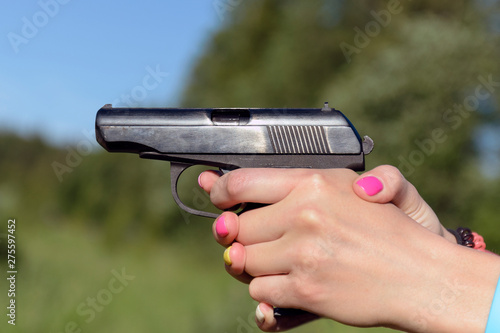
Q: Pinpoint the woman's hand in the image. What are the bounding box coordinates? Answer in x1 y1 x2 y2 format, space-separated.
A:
199 167 500 332
200 165 456 256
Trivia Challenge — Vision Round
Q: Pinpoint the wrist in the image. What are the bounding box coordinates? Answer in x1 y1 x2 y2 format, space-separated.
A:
389 231 500 332
421 248 499 332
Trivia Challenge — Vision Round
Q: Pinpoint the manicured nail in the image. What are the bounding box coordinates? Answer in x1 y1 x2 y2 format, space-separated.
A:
255 305 265 323
197 173 203 188
356 176 383 196
215 215 229 237
223 246 232 266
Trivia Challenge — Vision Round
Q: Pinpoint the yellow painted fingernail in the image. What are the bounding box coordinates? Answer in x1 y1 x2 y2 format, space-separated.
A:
223 246 232 266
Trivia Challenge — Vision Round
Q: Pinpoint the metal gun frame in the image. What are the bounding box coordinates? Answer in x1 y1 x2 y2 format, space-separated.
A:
95 103 373 218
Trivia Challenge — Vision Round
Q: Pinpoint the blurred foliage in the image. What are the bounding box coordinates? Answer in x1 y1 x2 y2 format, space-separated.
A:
2 0 500 332
0 133 209 244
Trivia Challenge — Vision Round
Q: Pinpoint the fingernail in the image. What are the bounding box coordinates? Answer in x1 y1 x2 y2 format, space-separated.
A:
198 173 203 188
223 246 232 266
255 304 265 323
215 215 229 237
356 176 383 196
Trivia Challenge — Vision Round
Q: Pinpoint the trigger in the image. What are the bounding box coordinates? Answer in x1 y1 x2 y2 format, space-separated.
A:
170 163 219 219
219 168 232 175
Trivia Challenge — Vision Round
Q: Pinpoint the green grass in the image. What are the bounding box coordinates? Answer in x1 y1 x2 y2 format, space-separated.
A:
0 222 397 333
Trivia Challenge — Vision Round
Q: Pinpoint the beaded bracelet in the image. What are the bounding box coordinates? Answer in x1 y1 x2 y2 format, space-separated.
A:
447 227 487 251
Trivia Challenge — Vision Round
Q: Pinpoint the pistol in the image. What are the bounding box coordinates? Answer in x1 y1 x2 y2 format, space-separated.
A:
95 103 373 219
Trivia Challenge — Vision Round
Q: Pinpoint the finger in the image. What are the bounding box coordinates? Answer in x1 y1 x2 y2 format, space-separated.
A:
212 212 239 246
249 276 320 328
223 242 253 284
209 168 312 209
236 203 287 245
224 239 290 277
256 303 320 332
233 169 355 246
249 275 295 309
198 170 222 193
244 241 290 277
256 303 278 331
225 265 253 284
212 206 287 247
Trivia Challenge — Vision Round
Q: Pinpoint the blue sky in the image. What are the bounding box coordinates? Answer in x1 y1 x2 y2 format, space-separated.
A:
1 0 226 145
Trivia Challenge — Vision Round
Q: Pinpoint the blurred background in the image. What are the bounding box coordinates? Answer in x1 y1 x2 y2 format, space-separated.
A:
2 0 500 332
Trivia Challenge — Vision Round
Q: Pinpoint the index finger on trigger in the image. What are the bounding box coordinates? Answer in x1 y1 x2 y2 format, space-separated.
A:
198 170 222 193
208 168 312 210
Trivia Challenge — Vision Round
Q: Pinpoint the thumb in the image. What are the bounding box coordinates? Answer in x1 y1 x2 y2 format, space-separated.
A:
353 165 444 235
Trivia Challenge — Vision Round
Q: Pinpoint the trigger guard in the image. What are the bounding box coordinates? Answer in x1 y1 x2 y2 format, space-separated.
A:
170 163 219 219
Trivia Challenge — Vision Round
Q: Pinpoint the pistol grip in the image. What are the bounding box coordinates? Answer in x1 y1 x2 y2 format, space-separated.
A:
172 164 319 324
272 308 320 330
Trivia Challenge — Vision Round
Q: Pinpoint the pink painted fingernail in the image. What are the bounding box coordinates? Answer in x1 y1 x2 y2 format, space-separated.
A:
356 176 383 196
215 215 229 237
198 173 203 188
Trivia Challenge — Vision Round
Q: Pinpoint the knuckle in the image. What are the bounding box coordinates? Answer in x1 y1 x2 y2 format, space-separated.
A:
222 170 249 198
248 280 260 301
249 280 285 305
380 165 405 193
290 172 338 229
289 275 322 305
293 241 315 268
379 165 404 182
295 208 325 232
308 172 329 190
299 172 331 199
293 239 325 271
